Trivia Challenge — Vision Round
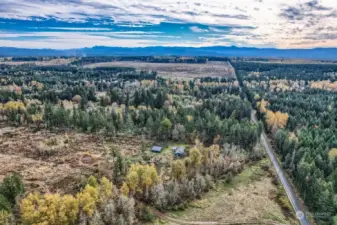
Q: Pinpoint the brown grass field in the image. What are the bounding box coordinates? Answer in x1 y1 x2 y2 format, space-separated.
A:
0 126 152 194
161 159 299 225
84 61 235 78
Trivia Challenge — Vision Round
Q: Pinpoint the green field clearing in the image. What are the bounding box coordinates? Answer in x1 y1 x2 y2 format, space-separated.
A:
151 159 298 225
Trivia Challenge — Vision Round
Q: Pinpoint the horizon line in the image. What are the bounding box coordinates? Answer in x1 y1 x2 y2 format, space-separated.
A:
1 45 337 51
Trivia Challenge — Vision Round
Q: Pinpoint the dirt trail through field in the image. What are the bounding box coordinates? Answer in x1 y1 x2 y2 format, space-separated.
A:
152 208 282 225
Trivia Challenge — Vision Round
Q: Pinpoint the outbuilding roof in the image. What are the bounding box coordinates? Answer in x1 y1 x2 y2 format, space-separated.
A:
152 146 162 152
175 146 185 155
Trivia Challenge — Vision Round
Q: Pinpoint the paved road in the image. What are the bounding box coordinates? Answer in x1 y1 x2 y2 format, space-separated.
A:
231 63 311 225
251 111 311 225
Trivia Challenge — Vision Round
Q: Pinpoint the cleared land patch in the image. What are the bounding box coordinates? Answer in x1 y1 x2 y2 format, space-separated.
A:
0 127 152 194
156 160 298 225
84 61 235 78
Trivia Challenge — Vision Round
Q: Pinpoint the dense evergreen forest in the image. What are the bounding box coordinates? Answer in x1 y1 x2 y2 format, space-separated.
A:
70 56 229 66
0 63 257 148
234 61 337 225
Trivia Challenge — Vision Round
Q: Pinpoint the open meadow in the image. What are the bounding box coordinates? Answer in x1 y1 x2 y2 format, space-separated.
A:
160 159 298 225
84 61 235 79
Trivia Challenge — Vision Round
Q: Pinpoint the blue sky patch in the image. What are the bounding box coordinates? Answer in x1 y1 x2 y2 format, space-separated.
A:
0 0 336 49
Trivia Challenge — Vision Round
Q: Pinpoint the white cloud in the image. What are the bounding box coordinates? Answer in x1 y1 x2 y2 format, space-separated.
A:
0 31 179 39
0 0 337 48
208 27 227 33
189 26 208 33
44 27 113 31
0 33 152 49
0 31 184 49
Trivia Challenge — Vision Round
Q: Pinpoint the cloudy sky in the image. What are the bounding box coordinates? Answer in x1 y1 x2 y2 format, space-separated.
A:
0 0 336 49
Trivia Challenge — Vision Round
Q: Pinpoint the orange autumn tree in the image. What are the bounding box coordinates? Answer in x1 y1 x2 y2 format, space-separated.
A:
266 110 289 132
257 100 289 132
257 99 268 113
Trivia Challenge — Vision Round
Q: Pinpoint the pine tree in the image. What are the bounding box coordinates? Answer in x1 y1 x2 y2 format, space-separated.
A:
0 173 24 205
160 118 172 140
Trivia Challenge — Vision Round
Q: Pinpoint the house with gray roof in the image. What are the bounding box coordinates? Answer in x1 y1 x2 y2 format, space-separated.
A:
151 146 162 153
174 146 185 157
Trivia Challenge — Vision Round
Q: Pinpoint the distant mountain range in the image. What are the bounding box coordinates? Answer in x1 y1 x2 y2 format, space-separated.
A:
1 46 337 60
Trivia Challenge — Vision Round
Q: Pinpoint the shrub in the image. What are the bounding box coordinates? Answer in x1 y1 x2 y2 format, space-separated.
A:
139 206 155 222
0 194 11 212
0 210 12 225
86 176 99 188
0 173 24 205
177 203 185 210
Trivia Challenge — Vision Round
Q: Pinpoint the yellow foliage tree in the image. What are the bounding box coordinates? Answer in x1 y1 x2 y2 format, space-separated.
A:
121 182 130 196
328 148 337 158
20 177 114 225
76 185 99 217
258 99 268 113
2 101 26 123
87 175 99 188
126 164 159 195
39 193 61 224
275 111 289 128
126 171 139 194
141 167 155 194
189 147 202 167
186 115 193 122
31 114 43 123
4 101 25 111
171 160 186 180
266 110 289 131
0 210 11 225
145 165 159 188
31 81 44 90
266 110 276 128
141 80 154 87
208 144 220 163
100 177 113 200
59 195 79 224
20 192 41 225
20 192 79 225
